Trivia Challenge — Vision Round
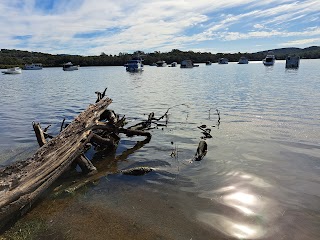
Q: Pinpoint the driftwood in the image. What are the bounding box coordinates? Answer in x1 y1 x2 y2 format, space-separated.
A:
33 122 97 175
120 166 153 176
194 140 207 161
0 96 152 230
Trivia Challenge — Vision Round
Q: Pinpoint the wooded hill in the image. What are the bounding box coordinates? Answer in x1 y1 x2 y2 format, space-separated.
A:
1 46 319 68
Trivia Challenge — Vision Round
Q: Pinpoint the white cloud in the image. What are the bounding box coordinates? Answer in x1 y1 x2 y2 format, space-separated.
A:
0 0 319 54
253 24 264 29
280 38 320 46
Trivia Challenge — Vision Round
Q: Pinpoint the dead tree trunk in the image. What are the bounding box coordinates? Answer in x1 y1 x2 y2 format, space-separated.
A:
0 98 115 229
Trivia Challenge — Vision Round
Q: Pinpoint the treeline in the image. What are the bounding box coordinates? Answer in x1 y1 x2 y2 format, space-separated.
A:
1 46 319 68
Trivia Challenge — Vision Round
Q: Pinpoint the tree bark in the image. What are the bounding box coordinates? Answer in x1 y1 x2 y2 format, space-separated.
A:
0 98 112 230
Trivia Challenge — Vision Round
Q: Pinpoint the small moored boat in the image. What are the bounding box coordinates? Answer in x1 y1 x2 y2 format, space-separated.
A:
205 61 212 65
156 60 167 67
180 60 194 68
24 63 43 70
2 67 22 74
126 57 144 72
285 55 300 68
263 52 275 66
170 62 177 67
238 57 249 64
218 58 228 64
63 62 79 71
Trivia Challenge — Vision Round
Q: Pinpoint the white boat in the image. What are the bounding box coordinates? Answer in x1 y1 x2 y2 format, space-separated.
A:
180 60 194 68
205 61 212 65
285 56 300 68
24 63 43 70
1 67 22 74
218 58 228 64
63 62 79 71
238 57 249 64
170 62 177 67
263 52 275 66
156 60 167 67
126 57 144 72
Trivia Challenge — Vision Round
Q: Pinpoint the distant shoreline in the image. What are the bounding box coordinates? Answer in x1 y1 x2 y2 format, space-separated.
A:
1 46 319 69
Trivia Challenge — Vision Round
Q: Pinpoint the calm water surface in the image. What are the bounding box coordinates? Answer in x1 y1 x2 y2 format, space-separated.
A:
0 60 319 239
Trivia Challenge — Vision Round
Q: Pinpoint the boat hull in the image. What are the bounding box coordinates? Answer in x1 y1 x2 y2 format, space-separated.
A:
285 56 300 68
126 67 143 72
24 64 43 70
2 67 22 74
63 66 79 71
263 61 274 66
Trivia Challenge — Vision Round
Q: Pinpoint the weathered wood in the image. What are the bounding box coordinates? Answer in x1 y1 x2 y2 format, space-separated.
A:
0 98 113 230
194 140 207 161
32 122 47 147
33 119 97 175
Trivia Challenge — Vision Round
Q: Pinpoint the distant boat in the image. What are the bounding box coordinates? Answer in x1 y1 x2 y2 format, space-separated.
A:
180 60 194 68
1 67 22 74
170 62 177 67
126 57 144 72
156 60 167 67
218 58 228 64
150 63 157 66
63 62 79 71
263 52 275 66
24 63 43 70
238 57 249 64
285 55 300 68
205 61 212 65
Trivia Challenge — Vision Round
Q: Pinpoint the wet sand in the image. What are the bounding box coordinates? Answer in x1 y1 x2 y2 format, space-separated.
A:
2 175 230 240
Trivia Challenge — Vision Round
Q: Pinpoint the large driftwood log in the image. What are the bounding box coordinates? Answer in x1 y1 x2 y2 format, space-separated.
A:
0 98 113 230
33 122 97 175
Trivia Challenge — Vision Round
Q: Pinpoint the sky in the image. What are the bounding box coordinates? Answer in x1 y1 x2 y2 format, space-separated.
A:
0 0 319 56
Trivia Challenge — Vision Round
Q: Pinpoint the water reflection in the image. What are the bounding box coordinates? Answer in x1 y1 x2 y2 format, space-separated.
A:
198 213 266 239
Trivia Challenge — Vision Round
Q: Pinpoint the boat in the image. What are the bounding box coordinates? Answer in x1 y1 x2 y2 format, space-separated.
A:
23 63 43 70
1 67 22 74
63 62 79 71
285 55 300 68
156 60 167 67
150 63 157 66
263 52 275 66
170 62 177 67
238 57 249 64
126 57 144 72
180 60 194 68
205 61 212 65
218 58 228 64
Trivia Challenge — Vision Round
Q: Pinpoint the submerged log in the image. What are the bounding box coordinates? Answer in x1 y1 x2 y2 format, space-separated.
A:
0 98 114 229
120 166 153 176
194 140 208 161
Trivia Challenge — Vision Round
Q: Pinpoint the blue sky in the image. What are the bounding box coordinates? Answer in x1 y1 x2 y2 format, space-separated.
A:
0 0 319 55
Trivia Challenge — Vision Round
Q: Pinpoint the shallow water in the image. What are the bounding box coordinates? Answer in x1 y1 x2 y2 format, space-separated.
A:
0 60 320 239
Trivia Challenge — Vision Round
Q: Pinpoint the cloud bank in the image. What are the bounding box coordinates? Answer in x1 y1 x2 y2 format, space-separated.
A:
0 0 319 55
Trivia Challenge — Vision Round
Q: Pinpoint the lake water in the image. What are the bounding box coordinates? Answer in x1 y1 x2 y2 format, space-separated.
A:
0 60 319 239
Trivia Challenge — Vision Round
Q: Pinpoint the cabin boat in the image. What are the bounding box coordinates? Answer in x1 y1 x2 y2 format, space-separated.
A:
126 57 144 72
1 67 22 74
63 62 79 71
218 58 228 64
263 52 275 66
205 61 212 65
285 56 300 68
156 60 167 67
24 63 43 70
180 60 194 68
170 62 177 67
238 57 249 64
